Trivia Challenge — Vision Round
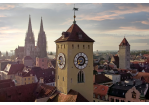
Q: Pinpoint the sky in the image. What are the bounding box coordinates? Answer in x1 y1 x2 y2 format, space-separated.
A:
0 3 149 52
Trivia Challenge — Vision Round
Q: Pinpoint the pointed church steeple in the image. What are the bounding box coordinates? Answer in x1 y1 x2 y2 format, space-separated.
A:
40 17 44 32
28 15 32 32
37 17 47 58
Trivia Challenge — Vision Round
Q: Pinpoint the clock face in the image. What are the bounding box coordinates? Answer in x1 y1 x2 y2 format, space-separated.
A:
74 52 88 69
57 53 65 69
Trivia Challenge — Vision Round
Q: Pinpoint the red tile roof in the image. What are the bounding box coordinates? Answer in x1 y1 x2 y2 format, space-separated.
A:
0 81 15 89
0 79 12 83
51 89 89 102
55 24 94 42
0 83 38 102
133 72 149 83
29 67 55 83
35 84 56 99
5 64 24 75
94 84 109 96
93 74 112 84
119 38 130 46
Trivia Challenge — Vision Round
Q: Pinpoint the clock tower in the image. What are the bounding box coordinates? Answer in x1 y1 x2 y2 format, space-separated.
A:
55 9 94 101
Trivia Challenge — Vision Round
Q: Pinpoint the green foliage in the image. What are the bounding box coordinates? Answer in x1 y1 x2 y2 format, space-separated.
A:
49 52 53 55
93 70 98 75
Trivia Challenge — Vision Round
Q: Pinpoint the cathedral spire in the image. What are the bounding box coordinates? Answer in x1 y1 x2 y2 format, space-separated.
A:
28 15 32 32
40 17 44 32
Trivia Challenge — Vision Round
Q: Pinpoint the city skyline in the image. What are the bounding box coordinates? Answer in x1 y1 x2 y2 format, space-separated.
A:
1 3 149 52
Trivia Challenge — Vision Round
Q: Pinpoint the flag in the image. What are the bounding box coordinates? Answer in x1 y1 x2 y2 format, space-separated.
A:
73 8 78 11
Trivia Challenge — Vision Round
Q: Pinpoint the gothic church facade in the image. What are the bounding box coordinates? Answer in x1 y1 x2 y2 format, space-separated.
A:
15 16 47 61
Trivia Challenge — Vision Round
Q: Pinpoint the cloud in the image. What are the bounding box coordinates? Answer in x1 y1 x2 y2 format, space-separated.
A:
0 4 15 10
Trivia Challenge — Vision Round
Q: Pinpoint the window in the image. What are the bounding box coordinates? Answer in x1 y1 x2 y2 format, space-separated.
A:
64 44 65 49
25 78 26 80
116 99 119 102
42 59 44 62
132 91 136 98
98 95 100 99
63 77 64 81
78 44 79 49
93 94 95 98
121 100 124 102
88 45 90 49
28 78 30 80
71 78 72 83
78 71 84 83
83 45 85 49
58 45 59 49
72 44 74 49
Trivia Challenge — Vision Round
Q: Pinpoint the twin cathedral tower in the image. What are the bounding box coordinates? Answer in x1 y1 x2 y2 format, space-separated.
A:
15 16 47 60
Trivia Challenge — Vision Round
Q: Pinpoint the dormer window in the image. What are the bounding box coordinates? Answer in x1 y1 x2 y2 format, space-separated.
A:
78 33 82 39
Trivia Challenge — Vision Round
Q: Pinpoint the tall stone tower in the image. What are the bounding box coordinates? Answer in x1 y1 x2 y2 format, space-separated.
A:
55 21 94 101
24 15 35 57
37 17 47 58
119 37 130 69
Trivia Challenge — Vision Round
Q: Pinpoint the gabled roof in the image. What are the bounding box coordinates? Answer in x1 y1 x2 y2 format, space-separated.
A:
4 64 24 75
35 84 56 99
94 74 112 84
0 79 15 89
55 24 94 43
50 89 89 102
0 83 38 102
94 84 109 96
29 67 55 83
119 38 130 46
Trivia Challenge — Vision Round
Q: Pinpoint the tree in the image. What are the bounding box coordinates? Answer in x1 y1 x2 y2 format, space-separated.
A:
93 70 98 75
49 52 53 55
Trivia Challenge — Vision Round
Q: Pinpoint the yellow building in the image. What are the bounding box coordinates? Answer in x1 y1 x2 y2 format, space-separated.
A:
15 72 35 86
55 21 94 101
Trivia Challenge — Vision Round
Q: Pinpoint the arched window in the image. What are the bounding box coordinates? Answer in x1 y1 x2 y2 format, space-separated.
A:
78 44 79 49
83 45 85 49
64 44 65 49
57 45 59 49
78 71 84 83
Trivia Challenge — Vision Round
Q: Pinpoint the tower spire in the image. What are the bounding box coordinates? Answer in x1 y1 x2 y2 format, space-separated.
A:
73 4 78 24
28 15 32 32
40 17 44 32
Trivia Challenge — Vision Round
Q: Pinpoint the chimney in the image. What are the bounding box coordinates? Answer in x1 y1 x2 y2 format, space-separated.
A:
39 77 44 84
133 80 136 86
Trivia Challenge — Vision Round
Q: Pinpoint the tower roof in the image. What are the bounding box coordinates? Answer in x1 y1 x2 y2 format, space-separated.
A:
119 38 130 46
55 24 94 43
40 17 44 32
28 15 32 32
